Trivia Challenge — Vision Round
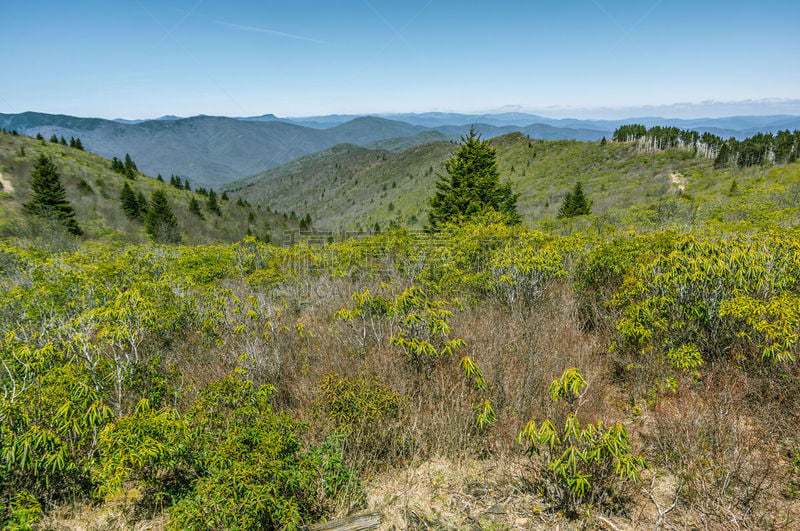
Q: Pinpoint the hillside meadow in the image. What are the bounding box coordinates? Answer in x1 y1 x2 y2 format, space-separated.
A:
1 129 800 528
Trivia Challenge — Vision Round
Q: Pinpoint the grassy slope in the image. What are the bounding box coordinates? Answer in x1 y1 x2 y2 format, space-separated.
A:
0 132 296 244
227 132 800 231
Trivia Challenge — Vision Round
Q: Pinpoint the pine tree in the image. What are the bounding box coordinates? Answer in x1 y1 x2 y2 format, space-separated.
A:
60 136 67 145
136 191 148 213
120 182 141 219
123 154 137 178
188 196 204 218
427 127 520 229
23 155 82 235
206 189 221 216
69 137 76 148
36 133 44 141
49 134 59 143
111 157 125 173
557 181 592 219
145 190 180 243
74 137 84 150
221 191 229 201
184 179 191 191
157 174 164 183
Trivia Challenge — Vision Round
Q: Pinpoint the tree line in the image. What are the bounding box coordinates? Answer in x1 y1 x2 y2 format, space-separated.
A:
612 124 800 168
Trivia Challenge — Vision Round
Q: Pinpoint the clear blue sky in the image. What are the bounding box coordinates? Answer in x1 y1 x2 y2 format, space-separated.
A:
2 0 799 119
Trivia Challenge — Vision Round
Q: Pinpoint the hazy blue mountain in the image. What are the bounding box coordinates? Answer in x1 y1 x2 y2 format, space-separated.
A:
3 110 797 188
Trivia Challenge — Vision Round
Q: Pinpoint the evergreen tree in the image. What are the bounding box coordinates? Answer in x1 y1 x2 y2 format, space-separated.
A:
188 196 204 218
120 182 141 219
69 137 76 148
157 174 164 183
23 155 82 235
74 137 84 150
49 134 59 143
557 181 592 219
145 190 180 243
60 136 67 145
206 189 221 216
123 154 137 178
36 133 44 141
111 157 125 173
184 179 191 191
136 191 148 213
427 127 520 229
221 191 229 201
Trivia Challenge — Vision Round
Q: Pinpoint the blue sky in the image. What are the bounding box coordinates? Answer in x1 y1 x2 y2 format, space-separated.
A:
2 0 799 119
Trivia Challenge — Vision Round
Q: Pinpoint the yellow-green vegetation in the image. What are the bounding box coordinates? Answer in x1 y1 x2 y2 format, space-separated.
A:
226 130 800 232
2 128 800 528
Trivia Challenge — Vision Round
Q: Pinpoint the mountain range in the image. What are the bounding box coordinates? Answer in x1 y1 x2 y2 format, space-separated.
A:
2 111 798 189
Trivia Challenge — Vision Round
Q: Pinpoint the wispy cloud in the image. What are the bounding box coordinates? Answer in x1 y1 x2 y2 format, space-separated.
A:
214 20 323 44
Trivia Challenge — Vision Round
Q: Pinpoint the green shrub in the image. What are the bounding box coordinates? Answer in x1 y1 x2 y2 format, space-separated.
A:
97 370 356 529
518 369 646 516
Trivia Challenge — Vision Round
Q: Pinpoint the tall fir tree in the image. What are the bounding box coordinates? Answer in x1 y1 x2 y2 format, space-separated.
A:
119 182 141 219
23 155 82 235
427 127 520 229
188 196 204 218
206 189 221 216
123 153 137 178
145 190 180 243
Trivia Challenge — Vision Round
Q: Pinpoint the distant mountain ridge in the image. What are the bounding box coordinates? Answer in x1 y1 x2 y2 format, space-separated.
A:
2 111 797 188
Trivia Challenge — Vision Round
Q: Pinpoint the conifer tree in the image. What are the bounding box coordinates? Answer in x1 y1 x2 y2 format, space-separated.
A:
36 133 44 141
184 179 191 191
123 154 137 178
111 157 124 173
120 182 141 219
69 137 76 148
427 127 520 229
221 191 229 201
23 155 82 235
188 196 204 218
49 134 59 143
60 136 67 145
74 137 84 150
145 190 180 243
136 191 148 213
557 181 592 219
206 189 221 216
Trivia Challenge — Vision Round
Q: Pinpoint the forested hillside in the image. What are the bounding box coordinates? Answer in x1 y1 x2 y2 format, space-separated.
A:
0 131 295 244
227 130 800 232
